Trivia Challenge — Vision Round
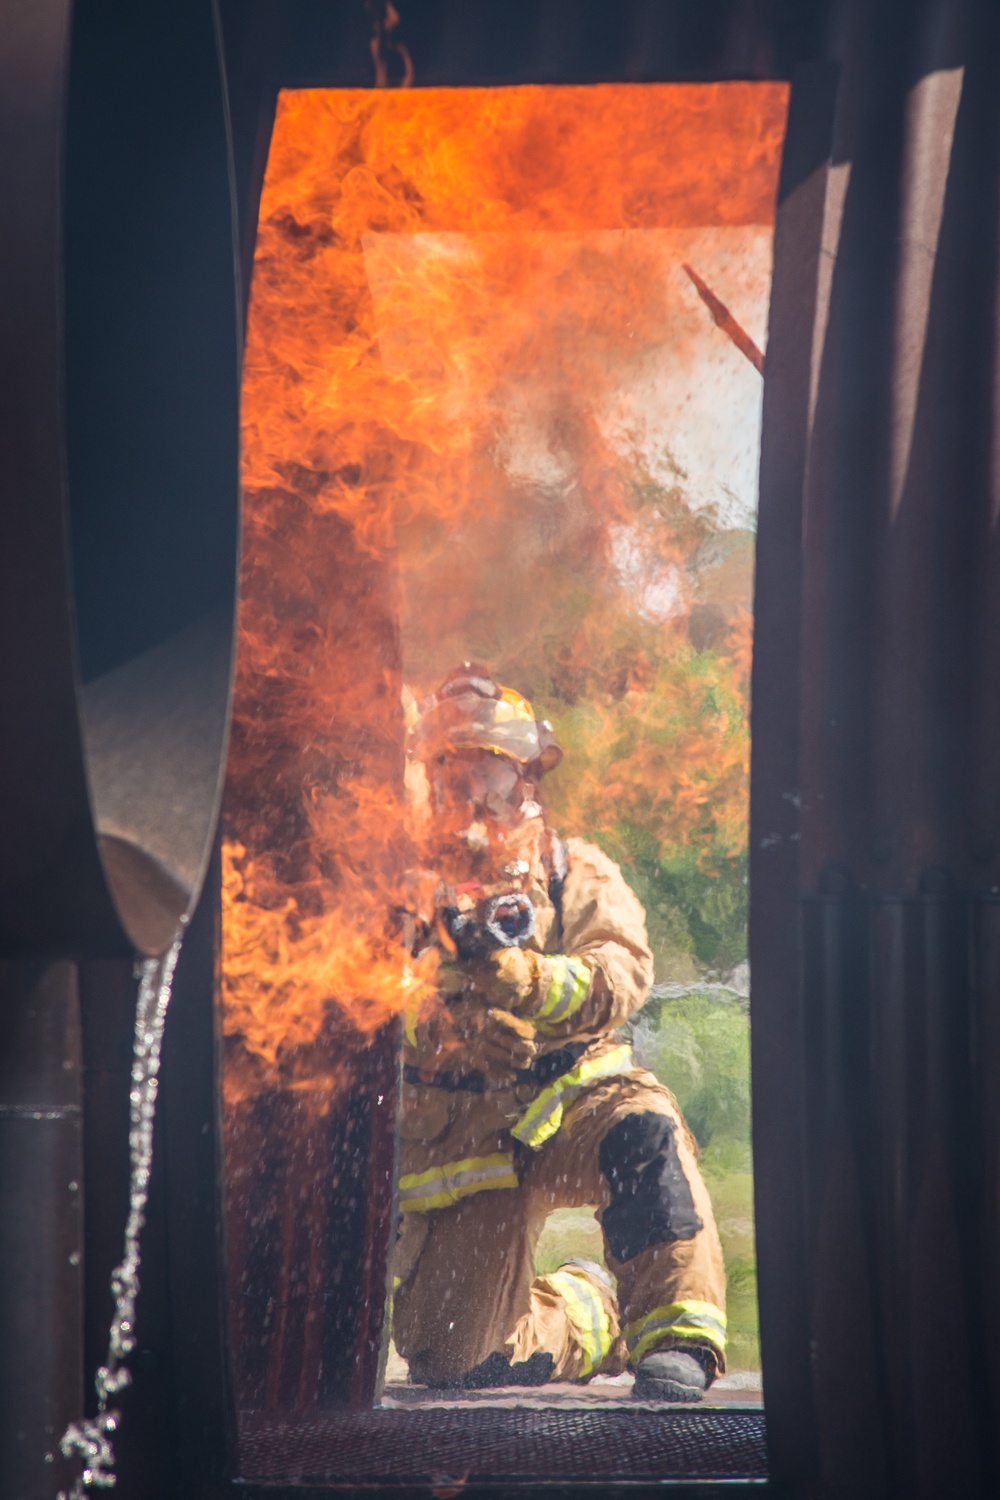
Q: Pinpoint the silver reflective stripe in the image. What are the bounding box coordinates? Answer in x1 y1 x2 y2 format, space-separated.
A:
632 1311 727 1344
398 1151 519 1211
541 958 589 1025
535 958 567 1023
625 1300 727 1362
547 1270 610 1376
515 1084 564 1141
398 1159 514 1202
512 1044 634 1150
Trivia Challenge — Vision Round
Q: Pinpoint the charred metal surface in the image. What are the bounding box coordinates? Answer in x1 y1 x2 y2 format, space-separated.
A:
752 0 1000 1493
0 962 83 1500
226 1020 400 1415
219 0 830 99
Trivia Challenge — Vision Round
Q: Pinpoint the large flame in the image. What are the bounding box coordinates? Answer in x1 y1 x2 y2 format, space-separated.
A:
224 84 787 1080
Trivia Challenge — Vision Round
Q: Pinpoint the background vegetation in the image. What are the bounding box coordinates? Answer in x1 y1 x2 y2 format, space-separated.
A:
534 987 757 1374
528 525 759 1373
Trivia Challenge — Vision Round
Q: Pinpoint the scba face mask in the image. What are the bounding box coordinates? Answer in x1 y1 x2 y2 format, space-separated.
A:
430 751 542 852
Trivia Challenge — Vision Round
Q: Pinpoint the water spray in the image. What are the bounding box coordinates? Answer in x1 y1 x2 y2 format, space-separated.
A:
56 939 181 1497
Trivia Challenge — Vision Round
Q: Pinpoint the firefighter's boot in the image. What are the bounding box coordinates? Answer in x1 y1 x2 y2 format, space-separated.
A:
632 1347 714 1403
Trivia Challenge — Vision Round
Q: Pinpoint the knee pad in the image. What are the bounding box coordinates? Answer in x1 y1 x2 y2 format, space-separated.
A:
599 1112 703 1263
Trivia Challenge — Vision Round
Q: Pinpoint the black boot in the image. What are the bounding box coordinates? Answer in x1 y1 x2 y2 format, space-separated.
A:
453 1350 555 1389
632 1348 712 1402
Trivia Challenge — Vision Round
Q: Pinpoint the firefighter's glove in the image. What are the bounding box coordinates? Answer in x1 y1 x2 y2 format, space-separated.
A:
459 1007 539 1084
415 981 538 1083
463 949 593 1030
459 948 541 1015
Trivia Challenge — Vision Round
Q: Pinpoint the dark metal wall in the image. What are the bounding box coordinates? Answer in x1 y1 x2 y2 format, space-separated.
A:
0 1 239 1495
752 0 1000 1494
0 963 83 1498
0 0 240 960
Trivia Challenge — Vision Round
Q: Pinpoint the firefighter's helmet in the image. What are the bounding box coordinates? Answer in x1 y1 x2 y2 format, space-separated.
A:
410 664 563 776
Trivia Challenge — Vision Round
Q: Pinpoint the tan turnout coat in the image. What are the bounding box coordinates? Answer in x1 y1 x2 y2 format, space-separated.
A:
393 831 728 1386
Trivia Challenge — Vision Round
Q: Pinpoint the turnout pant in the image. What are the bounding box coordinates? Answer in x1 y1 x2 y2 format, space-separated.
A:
392 1067 727 1385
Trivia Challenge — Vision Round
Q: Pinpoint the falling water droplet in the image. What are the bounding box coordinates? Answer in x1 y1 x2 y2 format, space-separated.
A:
56 939 181 1499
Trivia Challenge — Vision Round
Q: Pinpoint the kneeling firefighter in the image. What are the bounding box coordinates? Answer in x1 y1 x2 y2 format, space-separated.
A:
393 665 727 1401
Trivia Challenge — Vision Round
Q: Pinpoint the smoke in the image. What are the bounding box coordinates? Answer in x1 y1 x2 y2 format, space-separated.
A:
223 83 785 1075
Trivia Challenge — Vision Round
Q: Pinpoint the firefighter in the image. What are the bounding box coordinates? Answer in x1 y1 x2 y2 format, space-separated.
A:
393 665 727 1401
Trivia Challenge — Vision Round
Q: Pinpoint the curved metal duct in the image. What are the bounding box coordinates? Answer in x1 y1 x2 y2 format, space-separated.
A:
0 0 240 960
0 2 239 1491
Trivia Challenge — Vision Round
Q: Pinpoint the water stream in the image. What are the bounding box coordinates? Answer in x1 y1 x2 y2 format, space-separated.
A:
57 938 182 1497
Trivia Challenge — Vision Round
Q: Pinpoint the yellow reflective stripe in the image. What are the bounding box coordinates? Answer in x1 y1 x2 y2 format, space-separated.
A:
511 1044 634 1150
402 961 421 1046
404 990 419 1048
533 956 591 1031
536 957 568 1020
399 1152 517 1194
546 1270 613 1378
398 1152 518 1213
624 1300 728 1363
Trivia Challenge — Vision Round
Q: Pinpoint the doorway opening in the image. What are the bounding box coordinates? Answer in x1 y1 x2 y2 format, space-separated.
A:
220 79 785 1479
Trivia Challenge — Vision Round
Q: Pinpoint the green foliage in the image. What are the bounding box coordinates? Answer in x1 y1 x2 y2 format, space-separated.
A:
502 467 759 1369
618 846 748 976
635 991 751 1153
533 993 760 1370
634 990 758 1369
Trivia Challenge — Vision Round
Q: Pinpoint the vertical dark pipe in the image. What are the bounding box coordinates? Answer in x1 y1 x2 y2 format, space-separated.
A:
0 963 83 1500
972 894 1000 1471
161 843 237 1493
750 56 839 1491
802 871 885 1498
348 1020 402 1408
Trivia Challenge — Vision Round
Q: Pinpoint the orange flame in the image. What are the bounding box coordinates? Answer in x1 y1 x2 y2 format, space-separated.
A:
224 84 786 1078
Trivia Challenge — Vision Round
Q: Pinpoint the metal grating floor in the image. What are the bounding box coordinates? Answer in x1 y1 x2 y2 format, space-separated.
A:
238 1403 768 1484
